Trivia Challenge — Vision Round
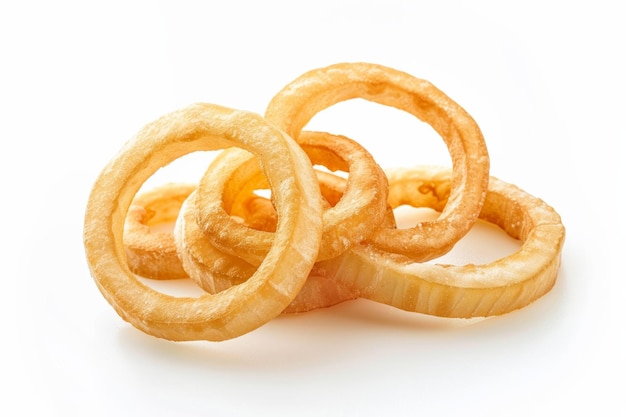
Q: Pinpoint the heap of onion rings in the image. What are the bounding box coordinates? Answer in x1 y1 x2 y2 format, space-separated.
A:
174 170 359 314
195 130 389 264
83 62 565 342
197 155 564 318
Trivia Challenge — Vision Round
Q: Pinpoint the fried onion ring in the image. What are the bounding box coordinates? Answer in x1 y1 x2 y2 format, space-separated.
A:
314 166 566 318
122 179 354 314
195 130 389 263
175 154 359 313
83 103 324 341
265 62 490 261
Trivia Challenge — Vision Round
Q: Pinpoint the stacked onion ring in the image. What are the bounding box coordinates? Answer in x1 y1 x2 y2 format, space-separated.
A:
83 62 565 342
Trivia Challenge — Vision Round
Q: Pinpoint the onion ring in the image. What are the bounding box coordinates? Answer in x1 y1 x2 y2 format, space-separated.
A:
265 62 490 261
195 130 389 263
123 182 195 279
314 166 566 318
83 103 324 341
175 153 359 313
123 180 353 314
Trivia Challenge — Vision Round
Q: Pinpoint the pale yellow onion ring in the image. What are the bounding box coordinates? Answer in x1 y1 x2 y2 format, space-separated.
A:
314 166 566 318
195 130 389 264
175 160 359 314
123 182 195 279
265 62 490 262
83 103 323 341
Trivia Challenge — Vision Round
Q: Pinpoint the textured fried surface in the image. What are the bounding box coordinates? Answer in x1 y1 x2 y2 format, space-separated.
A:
84 103 323 341
195 130 389 263
265 62 490 261
84 63 564 342
315 166 565 318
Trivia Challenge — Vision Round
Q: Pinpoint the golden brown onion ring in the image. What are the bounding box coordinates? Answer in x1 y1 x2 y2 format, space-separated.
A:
123 182 195 279
265 62 490 262
195 130 389 264
314 166 566 318
83 103 323 341
176 156 359 314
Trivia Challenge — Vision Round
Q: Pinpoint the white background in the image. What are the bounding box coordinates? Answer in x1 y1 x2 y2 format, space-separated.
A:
2 1 623 416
